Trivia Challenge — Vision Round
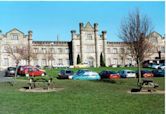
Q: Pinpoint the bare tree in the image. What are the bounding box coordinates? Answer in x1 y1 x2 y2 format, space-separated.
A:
5 45 22 66
119 9 154 84
5 44 36 66
21 46 37 64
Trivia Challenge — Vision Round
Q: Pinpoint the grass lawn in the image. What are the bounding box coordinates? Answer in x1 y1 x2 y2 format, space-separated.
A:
0 67 164 114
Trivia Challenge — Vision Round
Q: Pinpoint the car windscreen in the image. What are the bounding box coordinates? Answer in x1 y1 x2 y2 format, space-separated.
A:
127 71 135 73
108 71 116 74
66 70 72 74
8 67 16 71
142 70 151 73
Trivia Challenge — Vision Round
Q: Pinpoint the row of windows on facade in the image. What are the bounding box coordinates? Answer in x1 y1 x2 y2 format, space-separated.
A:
3 57 132 66
33 48 70 54
11 34 19 40
76 45 130 54
109 58 132 65
10 34 93 40
76 46 165 53
2 46 70 54
3 58 70 66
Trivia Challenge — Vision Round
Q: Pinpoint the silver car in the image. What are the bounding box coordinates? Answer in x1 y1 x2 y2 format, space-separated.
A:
119 70 136 78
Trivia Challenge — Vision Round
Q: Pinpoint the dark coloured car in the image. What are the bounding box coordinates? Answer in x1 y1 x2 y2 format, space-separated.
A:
57 69 74 79
152 69 165 77
136 70 154 78
5 67 16 77
99 70 120 79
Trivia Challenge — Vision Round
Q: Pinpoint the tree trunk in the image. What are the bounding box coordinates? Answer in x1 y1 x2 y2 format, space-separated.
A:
137 59 142 85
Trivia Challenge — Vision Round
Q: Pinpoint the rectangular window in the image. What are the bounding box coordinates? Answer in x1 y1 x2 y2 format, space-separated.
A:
34 48 38 53
112 48 118 54
4 58 9 66
58 59 63 65
120 48 125 53
42 48 46 53
48 48 54 53
58 48 63 53
66 59 70 65
65 48 69 53
11 34 18 40
113 58 118 65
107 48 110 53
42 59 46 66
33 59 38 65
161 46 165 53
87 34 92 40
51 48 54 53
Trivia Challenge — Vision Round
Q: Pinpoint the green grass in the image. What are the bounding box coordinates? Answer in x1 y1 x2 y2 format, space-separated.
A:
0 67 164 114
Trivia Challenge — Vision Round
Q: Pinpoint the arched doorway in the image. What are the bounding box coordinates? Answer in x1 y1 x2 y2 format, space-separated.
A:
87 57 94 67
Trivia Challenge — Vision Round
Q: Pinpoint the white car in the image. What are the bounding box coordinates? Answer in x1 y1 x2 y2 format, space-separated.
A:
119 70 136 78
151 64 160 69
159 64 165 70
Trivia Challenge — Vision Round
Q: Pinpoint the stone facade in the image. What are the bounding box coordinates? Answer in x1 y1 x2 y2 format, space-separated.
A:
0 22 165 69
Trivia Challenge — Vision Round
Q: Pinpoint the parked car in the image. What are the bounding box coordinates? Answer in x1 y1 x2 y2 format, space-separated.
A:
99 70 120 79
72 69 100 80
25 67 46 77
151 64 160 69
17 65 32 75
5 67 16 77
152 69 165 77
17 65 46 76
136 70 154 78
118 70 136 78
158 63 165 70
57 69 74 79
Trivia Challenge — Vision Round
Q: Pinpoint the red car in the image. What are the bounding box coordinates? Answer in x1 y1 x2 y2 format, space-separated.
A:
17 65 46 77
99 70 120 79
136 70 154 78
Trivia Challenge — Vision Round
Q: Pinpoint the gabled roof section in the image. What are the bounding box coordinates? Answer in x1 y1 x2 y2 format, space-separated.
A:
83 22 94 31
148 31 162 39
6 28 24 35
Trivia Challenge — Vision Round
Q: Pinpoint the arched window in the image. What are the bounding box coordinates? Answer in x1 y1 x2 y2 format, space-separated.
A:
87 34 93 40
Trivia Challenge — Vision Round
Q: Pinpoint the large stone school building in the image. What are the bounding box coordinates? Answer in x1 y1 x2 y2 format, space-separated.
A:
0 22 165 69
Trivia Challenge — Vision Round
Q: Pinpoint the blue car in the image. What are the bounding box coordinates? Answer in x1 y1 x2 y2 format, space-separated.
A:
72 69 101 80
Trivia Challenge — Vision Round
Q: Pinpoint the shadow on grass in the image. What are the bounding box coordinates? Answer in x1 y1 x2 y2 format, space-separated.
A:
91 79 125 84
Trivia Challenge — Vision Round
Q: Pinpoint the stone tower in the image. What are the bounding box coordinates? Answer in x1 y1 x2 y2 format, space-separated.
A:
102 31 107 66
71 30 77 66
94 23 99 67
71 22 107 67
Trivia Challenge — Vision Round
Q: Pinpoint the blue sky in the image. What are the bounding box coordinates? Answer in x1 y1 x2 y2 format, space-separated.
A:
0 1 165 41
